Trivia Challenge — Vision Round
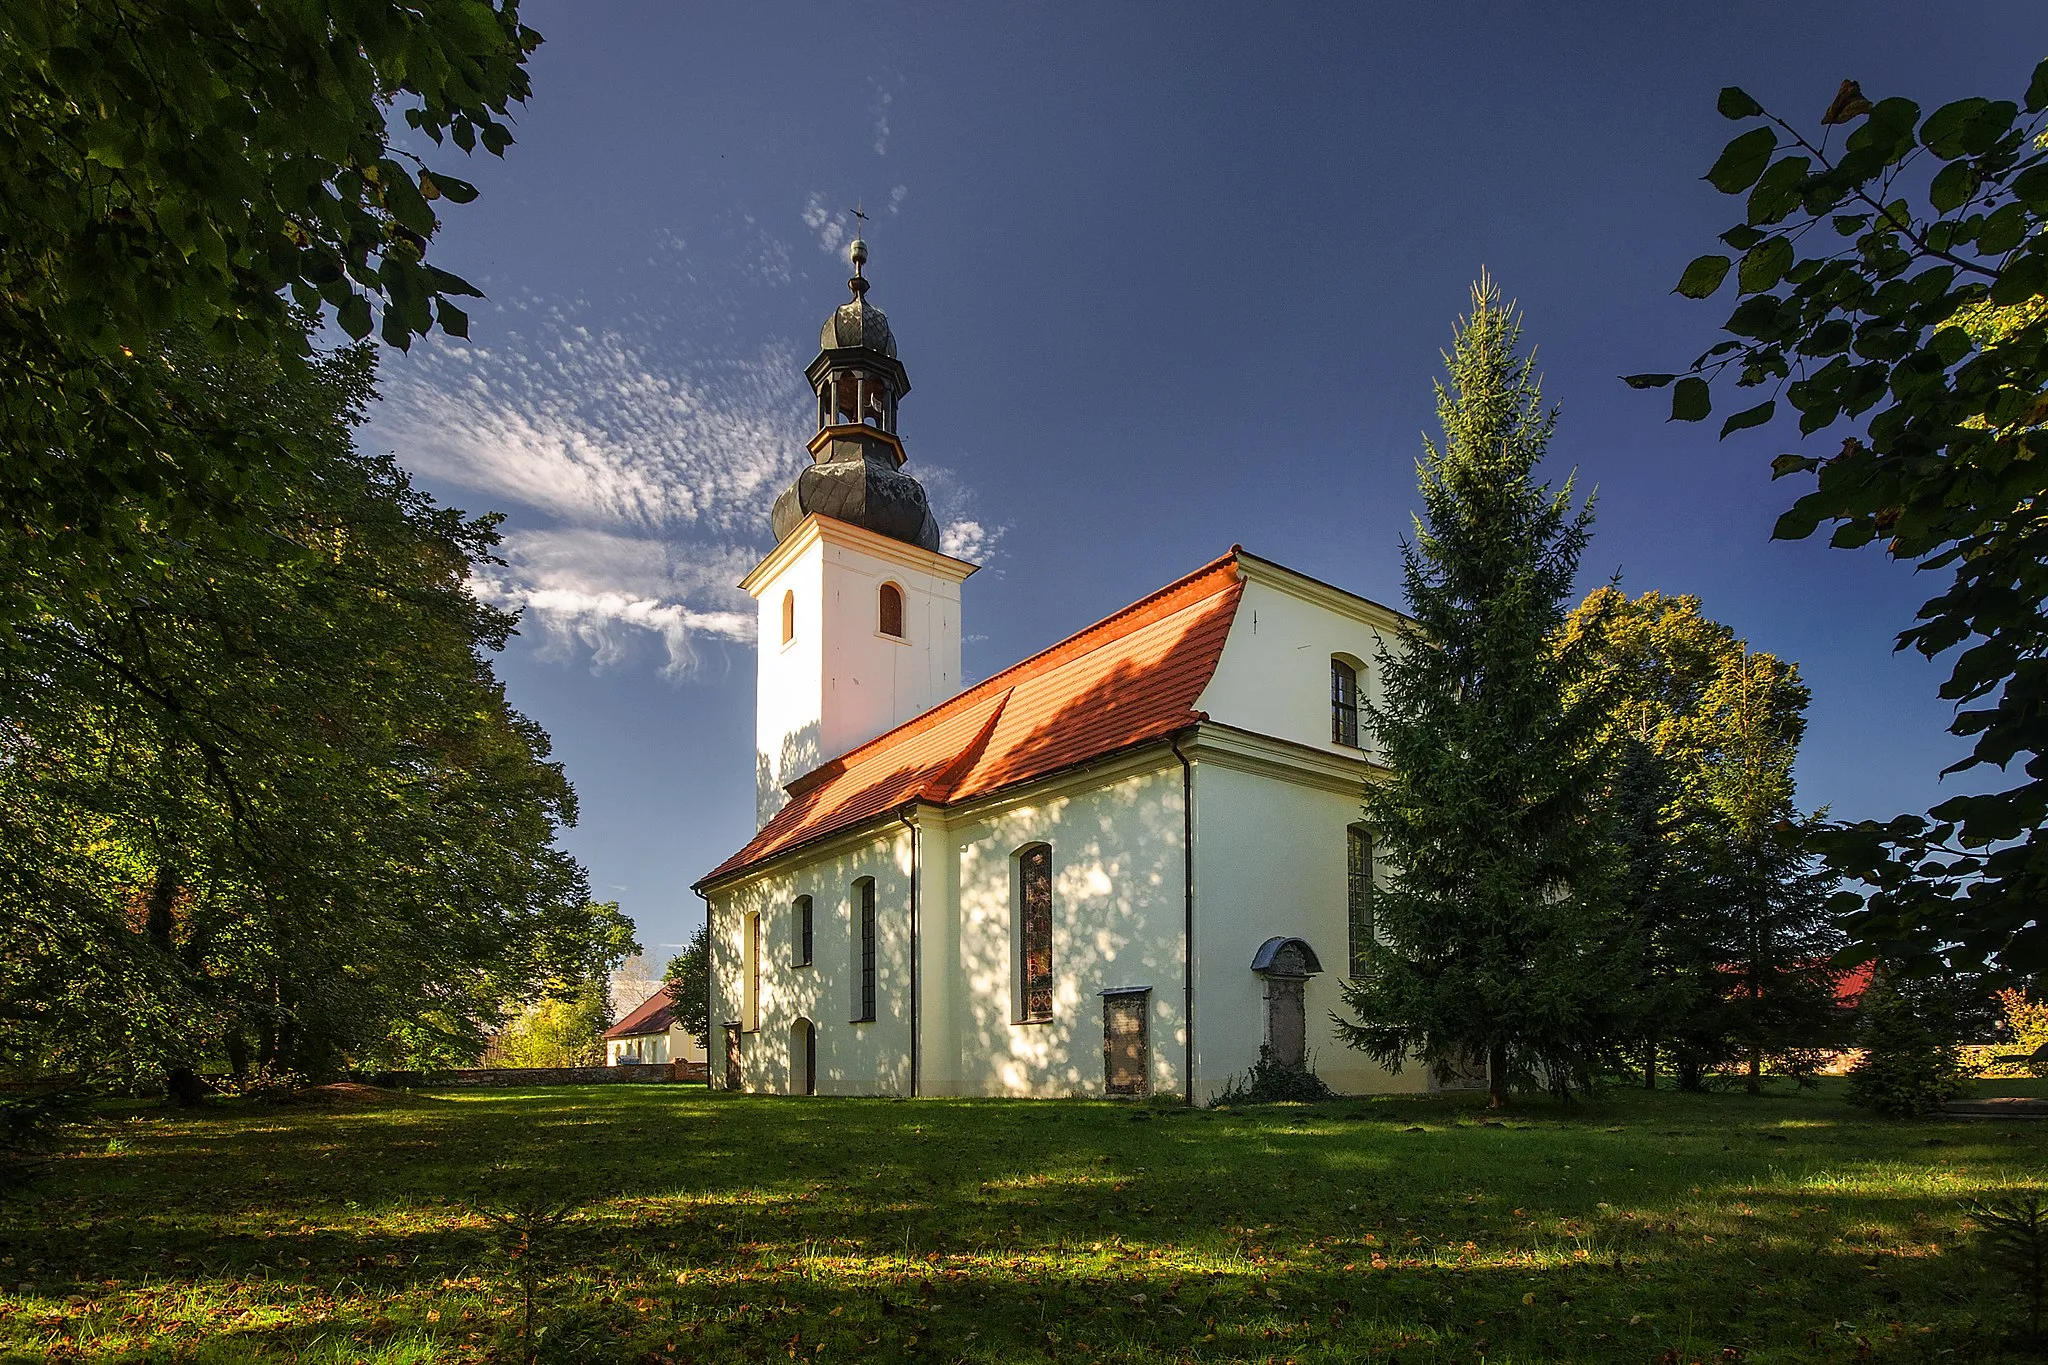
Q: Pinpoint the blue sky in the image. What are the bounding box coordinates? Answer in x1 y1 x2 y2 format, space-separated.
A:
362 2 2044 965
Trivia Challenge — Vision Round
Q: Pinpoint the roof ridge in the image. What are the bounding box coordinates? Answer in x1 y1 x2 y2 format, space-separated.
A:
926 689 1012 802
781 548 1240 790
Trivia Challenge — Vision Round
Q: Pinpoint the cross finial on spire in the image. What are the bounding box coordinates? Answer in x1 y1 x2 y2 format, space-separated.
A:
847 202 871 297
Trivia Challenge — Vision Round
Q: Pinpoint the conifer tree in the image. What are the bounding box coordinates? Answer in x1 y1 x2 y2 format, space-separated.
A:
1337 277 1625 1106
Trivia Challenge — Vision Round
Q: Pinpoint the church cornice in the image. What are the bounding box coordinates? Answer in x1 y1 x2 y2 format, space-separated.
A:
739 512 979 597
1179 720 1393 794
1234 549 1417 636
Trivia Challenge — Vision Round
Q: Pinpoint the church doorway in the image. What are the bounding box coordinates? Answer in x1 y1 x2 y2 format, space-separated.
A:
723 1024 742 1091
791 1018 816 1096
1102 988 1150 1097
1250 937 1323 1070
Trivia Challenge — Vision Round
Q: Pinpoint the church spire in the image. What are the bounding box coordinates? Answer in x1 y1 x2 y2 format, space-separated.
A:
771 238 939 551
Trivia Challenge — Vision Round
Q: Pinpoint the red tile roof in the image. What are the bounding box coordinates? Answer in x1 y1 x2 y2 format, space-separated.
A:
604 984 677 1040
699 549 1246 888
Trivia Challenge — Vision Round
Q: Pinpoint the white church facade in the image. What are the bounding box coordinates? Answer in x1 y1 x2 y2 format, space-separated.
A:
695 243 1435 1102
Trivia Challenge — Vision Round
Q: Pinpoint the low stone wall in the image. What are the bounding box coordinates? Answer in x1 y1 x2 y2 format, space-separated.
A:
365 1061 708 1088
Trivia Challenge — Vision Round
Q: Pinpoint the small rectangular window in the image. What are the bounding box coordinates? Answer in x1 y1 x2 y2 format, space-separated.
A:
1331 659 1360 747
1103 991 1150 1097
794 895 813 967
854 879 877 1022
1347 825 1374 977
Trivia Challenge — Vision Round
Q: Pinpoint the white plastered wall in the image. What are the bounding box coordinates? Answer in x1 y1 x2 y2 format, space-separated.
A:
1195 563 1402 764
708 826 915 1096
925 757 1189 1099
745 517 974 828
605 1027 705 1066
1186 755 1422 1100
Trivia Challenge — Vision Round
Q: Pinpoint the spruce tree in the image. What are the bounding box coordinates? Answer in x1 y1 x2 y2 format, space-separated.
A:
1337 276 1624 1106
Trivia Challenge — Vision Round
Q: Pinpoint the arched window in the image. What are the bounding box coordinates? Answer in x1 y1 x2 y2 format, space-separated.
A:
1347 824 1374 977
1017 844 1054 1023
792 894 813 967
1331 657 1361 747
852 877 877 1022
878 582 904 638
780 590 795 645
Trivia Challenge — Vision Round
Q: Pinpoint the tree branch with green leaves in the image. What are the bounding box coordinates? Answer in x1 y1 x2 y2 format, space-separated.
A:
1632 60 2048 975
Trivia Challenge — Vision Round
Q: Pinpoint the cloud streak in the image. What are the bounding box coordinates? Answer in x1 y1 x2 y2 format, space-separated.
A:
369 259 1001 681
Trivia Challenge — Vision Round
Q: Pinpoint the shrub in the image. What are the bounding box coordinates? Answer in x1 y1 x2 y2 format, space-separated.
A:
1995 989 2048 1077
1846 968 1971 1118
1969 1193 2048 1344
1211 1046 1334 1106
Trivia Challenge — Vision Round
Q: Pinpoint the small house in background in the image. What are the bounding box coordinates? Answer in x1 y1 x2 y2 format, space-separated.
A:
603 985 707 1066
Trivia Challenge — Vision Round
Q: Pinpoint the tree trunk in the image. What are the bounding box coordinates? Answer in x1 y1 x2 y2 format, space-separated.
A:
1488 1042 1508 1109
226 1029 250 1081
1746 1044 1762 1095
1644 1042 1658 1090
143 864 207 1107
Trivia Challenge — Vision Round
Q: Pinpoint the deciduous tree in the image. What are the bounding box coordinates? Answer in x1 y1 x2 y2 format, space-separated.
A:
0 1 540 628
1633 61 2048 974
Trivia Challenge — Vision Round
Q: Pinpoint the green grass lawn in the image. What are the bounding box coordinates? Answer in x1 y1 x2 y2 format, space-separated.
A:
2 1081 2043 1363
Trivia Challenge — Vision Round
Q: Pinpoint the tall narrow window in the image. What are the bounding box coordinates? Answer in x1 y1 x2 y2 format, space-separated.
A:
793 895 813 967
1018 844 1054 1022
878 582 904 638
1347 824 1374 978
744 911 761 1032
1331 658 1361 747
853 878 877 1022
780 590 795 645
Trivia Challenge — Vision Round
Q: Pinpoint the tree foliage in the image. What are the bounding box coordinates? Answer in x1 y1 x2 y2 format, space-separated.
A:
486 979 614 1070
0 0 540 629
663 924 711 1048
1338 276 1627 1106
1846 965 1972 1118
0 329 628 1086
1634 62 2048 974
1566 590 1848 1090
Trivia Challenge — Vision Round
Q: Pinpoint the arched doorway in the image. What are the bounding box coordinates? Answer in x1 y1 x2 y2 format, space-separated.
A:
1250 937 1323 1070
791 1018 816 1096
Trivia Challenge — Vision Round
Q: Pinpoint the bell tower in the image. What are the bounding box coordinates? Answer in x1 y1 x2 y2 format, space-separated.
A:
741 240 978 827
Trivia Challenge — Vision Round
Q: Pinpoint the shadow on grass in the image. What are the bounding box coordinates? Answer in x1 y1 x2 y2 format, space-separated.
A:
5 1083 2042 1361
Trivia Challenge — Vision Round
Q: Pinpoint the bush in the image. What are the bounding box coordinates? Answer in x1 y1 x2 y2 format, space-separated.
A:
1846 968 1971 1118
1211 1046 1334 1106
1969 1193 2048 1345
1994 988 2048 1077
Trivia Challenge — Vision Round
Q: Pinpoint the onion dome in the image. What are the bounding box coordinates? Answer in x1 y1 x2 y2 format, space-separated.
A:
769 238 939 552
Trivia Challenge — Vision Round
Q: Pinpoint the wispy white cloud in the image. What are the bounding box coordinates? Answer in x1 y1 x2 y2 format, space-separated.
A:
802 193 847 254
921 463 1005 565
368 261 999 681
889 184 908 216
871 79 897 156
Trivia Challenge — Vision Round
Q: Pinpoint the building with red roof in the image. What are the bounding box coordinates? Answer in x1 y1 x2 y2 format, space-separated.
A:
601 984 706 1067
695 245 1427 1102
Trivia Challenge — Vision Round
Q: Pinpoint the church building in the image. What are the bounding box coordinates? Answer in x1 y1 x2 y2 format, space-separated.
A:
694 242 1436 1102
